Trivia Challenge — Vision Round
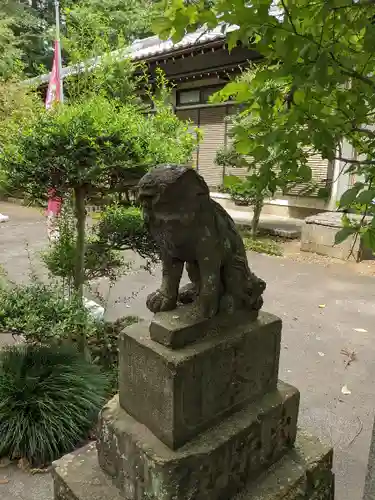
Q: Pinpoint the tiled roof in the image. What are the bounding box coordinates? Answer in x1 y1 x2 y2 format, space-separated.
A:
24 24 238 86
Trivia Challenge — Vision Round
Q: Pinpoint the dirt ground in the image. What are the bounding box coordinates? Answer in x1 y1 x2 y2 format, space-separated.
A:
1 201 375 500
282 238 375 276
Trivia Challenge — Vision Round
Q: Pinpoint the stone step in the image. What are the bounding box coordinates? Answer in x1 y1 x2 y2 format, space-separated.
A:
235 430 334 500
97 381 299 500
53 431 333 500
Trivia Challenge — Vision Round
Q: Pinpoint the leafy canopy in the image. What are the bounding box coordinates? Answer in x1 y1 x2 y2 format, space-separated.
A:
155 0 375 249
1 91 197 199
0 0 160 77
64 0 159 62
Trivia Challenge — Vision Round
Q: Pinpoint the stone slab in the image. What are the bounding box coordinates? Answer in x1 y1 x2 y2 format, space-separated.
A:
235 430 334 499
301 211 374 261
301 220 361 261
52 443 123 500
97 381 299 500
53 431 333 500
119 311 282 449
150 303 259 349
304 211 372 228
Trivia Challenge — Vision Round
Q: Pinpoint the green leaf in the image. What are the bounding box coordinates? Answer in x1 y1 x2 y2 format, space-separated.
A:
339 185 363 209
356 189 375 206
334 227 356 245
293 89 305 105
152 17 173 37
236 140 251 155
361 228 375 251
223 174 241 188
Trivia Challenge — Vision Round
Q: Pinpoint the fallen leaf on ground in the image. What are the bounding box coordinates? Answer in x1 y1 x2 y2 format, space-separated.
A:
354 328 368 333
318 352 325 357
341 385 352 395
318 304 326 309
0 479 9 484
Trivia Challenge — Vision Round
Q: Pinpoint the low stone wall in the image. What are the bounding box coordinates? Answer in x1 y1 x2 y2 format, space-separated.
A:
301 211 373 261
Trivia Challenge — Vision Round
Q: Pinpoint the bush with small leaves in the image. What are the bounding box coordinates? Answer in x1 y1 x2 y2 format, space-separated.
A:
0 343 108 466
95 205 160 265
0 278 98 343
41 206 124 284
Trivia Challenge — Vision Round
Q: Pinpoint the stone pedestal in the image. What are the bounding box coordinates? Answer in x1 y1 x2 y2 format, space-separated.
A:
53 308 335 500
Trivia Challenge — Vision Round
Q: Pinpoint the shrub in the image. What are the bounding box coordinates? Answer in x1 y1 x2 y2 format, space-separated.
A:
0 277 139 392
94 204 159 264
0 279 98 344
41 206 124 284
88 315 139 394
0 343 108 466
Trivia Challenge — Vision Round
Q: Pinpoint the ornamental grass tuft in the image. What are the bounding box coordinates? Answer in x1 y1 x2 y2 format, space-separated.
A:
0 343 108 466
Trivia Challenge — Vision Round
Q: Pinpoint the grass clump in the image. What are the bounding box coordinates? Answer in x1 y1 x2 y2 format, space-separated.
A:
0 343 108 466
241 233 284 256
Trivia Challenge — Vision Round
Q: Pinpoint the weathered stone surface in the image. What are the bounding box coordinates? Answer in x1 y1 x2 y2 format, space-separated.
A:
119 311 282 448
235 430 334 499
97 381 299 500
150 303 259 348
138 164 266 321
52 443 123 500
301 211 373 261
53 431 333 500
363 416 375 500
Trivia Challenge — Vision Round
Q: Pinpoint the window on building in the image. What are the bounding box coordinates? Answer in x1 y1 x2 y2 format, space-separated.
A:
178 89 201 105
177 85 225 107
201 86 222 103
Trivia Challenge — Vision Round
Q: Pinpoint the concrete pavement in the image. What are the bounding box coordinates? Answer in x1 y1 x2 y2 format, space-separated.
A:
1 202 375 500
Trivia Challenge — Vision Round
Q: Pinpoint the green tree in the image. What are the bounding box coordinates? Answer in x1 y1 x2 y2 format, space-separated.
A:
0 0 159 78
0 92 196 307
0 11 23 79
64 0 158 62
156 0 375 250
0 78 42 197
0 0 55 77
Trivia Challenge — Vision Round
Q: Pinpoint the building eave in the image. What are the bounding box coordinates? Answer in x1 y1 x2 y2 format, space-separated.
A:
23 24 239 87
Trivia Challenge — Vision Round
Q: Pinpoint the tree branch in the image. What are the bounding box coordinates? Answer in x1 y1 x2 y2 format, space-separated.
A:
280 0 299 35
352 127 375 138
335 156 375 165
329 51 375 90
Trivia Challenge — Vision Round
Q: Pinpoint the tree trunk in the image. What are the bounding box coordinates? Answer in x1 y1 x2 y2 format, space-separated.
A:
73 186 90 357
74 186 86 301
251 199 263 238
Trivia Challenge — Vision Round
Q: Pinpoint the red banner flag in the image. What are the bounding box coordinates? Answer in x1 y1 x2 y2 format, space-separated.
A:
45 40 62 109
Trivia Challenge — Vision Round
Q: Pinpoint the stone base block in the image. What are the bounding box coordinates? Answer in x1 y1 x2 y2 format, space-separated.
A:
53 431 333 500
97 381 299 500
301 211 373 261
119 311 281 449
235 430 334 499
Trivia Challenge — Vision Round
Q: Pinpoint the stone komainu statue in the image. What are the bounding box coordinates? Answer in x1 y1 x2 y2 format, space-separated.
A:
138 164 266 319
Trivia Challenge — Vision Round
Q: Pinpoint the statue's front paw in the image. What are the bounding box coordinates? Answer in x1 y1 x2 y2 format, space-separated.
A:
146 290 177 313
